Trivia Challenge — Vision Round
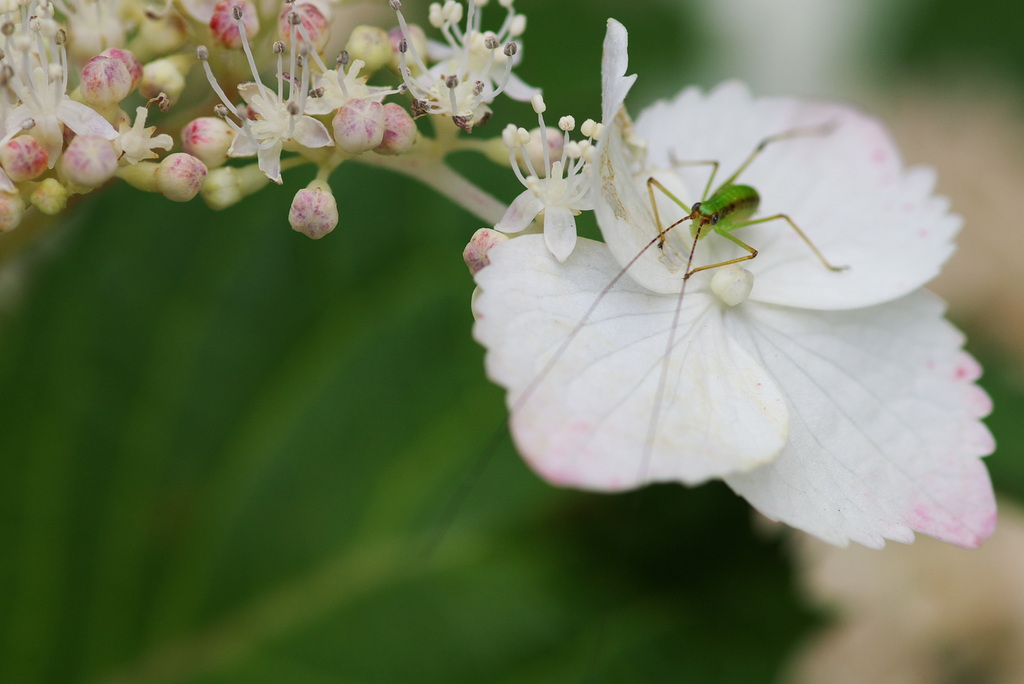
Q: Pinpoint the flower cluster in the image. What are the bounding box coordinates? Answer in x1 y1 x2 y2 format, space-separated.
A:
189 0 537 238
470 20 996 549
0 0 209 230
0 0 537 237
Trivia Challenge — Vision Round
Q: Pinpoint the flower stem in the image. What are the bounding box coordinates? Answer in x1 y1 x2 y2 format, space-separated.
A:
355 153 506 226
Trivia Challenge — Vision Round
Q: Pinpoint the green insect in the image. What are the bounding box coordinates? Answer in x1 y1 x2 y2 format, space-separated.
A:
645 124 848 278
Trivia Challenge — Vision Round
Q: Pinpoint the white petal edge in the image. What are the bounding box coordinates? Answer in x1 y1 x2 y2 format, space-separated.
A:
474 235 789 489
601 19 637 123
723 290 996 548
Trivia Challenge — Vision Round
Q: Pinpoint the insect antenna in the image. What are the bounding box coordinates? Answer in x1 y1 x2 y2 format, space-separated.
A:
636 217 707 482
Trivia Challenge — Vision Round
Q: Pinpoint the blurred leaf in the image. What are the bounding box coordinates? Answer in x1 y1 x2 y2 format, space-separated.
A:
0 163 814 684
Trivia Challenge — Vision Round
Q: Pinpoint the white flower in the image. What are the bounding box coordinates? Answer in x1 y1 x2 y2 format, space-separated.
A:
198 12 332 184
303 58 392 117
494 100 595 262
228 81 332 183
471 19 995 549
391 0 538 130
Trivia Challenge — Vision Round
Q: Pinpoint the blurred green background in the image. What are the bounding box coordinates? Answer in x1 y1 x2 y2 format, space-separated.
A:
3 0 1024 682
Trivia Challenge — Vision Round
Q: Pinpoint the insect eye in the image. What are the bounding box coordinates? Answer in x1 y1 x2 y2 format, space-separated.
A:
711 213 719 225
691 202 701 214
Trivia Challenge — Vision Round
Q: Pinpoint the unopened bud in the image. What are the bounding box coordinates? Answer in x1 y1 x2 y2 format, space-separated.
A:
181 117 235 168
30 178 69 215
155 153 208 202
332 98 385 154
0 191 25 231
59 135 118 188
373 103 416 155
0 135 48 182
133 13 188 61
209 0 259 49
278 0 330 51
345 24 390 73
80 55 132 107
100 48 143 89
463 228 509 275
201 164 270 210
139 57 187 103
289 178 338 239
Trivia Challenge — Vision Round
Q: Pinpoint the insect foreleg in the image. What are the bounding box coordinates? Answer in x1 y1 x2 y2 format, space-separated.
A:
646 176 692 247
684 231 758 279
728 213 847 271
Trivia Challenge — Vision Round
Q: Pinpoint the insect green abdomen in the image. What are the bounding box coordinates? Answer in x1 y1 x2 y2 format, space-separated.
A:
702 184 760 226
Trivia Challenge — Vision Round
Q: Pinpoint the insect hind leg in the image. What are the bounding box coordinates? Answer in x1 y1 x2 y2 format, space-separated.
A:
712 122 838 195
712 213 848 274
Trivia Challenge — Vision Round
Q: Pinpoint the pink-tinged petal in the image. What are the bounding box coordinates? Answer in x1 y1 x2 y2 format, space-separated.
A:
494 190 543 234
473 235 789 489
291 116 333 149
256 141 283 184
57 99 118 140
724 290 995 548
634 82 959 310
543 206 578 262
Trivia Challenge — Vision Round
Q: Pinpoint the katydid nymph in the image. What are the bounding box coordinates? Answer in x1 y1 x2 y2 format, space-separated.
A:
646 124 848 285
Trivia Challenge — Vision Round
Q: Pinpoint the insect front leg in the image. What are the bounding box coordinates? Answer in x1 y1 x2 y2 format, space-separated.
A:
684 230 758 279
645 176 691 248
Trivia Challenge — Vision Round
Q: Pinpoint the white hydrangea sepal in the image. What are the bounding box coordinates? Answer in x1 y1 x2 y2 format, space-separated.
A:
724 291 996 549
474 235 790 487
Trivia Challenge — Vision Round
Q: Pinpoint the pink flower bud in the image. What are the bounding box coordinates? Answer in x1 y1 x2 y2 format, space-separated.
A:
181 117 235 168
0 136 48 182
278 0 330 52
60 135 118 188
156 153 208 202
100 48 143 90
0 192 25 232
80 55 132 107
374 103 416 156
289 179 338 239
463 228 509 275
209 0 259 49
332 99 385 155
